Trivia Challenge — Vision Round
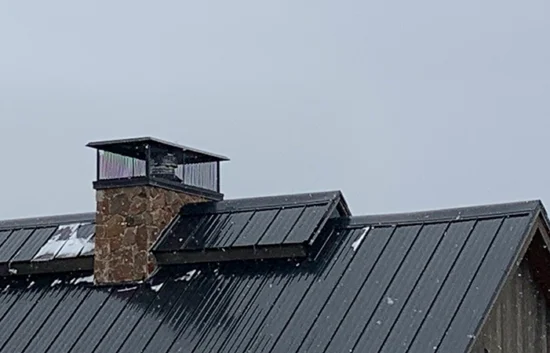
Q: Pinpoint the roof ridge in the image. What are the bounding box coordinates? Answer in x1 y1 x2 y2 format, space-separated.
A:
0 212 96 230
343 200 542 227
181 190 344 215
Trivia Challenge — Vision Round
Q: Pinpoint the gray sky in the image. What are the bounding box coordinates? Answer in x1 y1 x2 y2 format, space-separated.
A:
1 1 549 220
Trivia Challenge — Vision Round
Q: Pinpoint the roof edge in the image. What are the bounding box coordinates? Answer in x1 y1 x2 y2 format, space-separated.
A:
341 200 542 228
466 205 544 352
0 212 96 231
180 190 345 215
86 136 230 161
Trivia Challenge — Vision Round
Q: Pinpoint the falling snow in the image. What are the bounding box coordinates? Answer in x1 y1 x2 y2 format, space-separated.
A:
351 227 370 251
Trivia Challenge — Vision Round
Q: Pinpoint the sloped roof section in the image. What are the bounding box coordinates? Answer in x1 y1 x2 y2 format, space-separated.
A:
0 200 541 353
153 191 349 264
0 213 95 276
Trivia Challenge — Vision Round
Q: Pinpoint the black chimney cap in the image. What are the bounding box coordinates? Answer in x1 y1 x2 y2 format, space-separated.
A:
86 136 229 164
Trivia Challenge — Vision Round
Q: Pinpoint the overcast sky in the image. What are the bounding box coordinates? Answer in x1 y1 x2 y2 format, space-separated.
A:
1 1 549 220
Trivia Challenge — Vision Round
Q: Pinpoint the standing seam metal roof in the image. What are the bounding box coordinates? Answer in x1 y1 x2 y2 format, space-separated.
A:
153 191 348 262
0 200 541 353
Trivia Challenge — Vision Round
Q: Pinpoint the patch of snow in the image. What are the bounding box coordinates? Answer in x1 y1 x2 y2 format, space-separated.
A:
73 275 94 285
27 281 35 289
376 320 382 325
351 227 370 252
34 223 83 260
8 268 17 275
3 285 10 292
51 279 62 287
80 237 95 255
117 286 138 292
57 225 94 258
175 269 200 282
467 334 476 339
151 283 164 292
386 297 395 305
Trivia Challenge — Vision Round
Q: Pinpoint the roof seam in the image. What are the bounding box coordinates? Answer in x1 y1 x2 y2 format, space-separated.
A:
280 207 308 244
254 209 283 245
289 228 363 352
347 224 427 353
375 222 452 352
403 219 480 352
296 226 399 353
433 217 507 351
19 287 71 353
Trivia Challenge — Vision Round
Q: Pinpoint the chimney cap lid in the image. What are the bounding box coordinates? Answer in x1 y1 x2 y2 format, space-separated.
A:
86 136 229 163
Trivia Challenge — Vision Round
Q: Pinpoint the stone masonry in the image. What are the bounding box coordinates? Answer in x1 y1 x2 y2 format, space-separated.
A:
94 186 205 284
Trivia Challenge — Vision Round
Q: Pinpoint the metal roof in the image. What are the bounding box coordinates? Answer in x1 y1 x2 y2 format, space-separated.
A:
0 200 542 353
0 213 95 276
153 191 348 264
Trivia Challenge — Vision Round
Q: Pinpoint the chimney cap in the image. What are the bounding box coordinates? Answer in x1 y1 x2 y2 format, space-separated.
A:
86 136 229 164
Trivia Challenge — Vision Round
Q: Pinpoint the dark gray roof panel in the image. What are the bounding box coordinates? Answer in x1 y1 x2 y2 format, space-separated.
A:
256 207 304 245
405 218 505 353
349 223 449 353
0 200 540 353
1 286 68 353
44 288 111 353
11 227 56 262
436 216 532 353
0 229 34 263
378 220 476 353
154 191 346 259
22 287 89 353
231 209 279 247
0 231 12 250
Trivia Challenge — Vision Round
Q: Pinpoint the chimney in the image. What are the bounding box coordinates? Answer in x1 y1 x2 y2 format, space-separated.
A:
87 137 229 285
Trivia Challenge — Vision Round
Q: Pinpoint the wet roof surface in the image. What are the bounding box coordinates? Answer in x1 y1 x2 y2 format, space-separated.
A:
154 191 347 262
0 200 540 353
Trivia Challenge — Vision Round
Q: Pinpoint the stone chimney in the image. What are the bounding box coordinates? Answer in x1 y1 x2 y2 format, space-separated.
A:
87 137 228 285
